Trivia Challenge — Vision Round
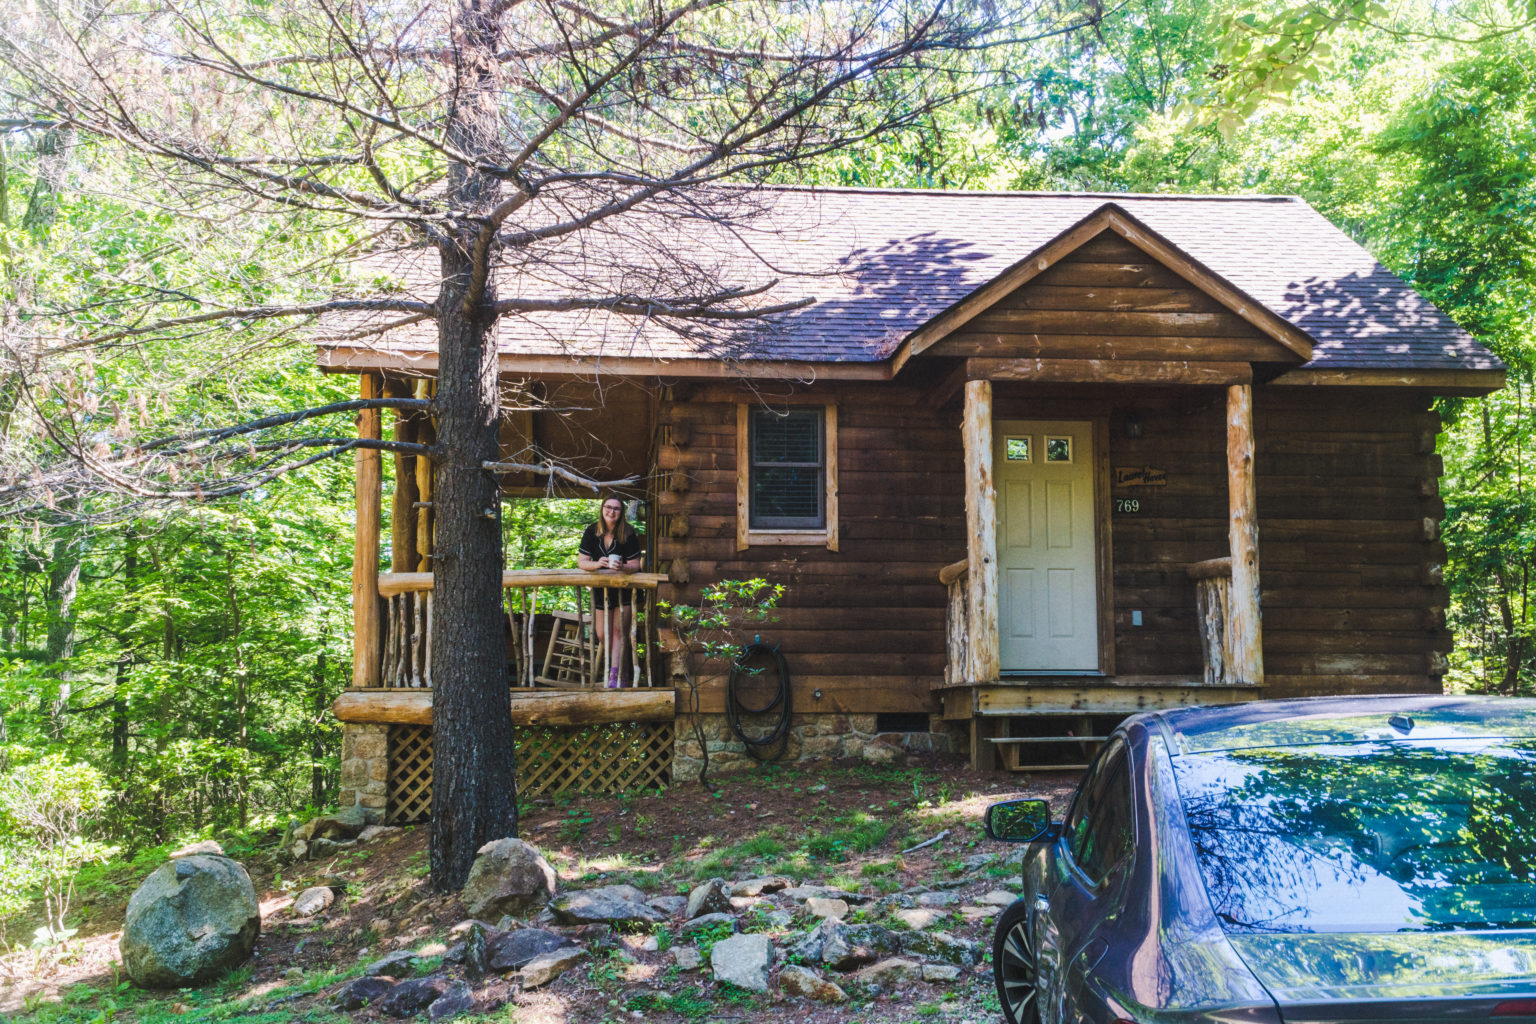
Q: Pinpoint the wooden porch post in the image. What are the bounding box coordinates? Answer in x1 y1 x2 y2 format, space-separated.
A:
1226 383 1263 686
963 380 999 684
353 372 383 688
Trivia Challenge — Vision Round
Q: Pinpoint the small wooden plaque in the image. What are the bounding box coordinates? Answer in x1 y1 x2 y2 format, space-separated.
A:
1114 466 1168 488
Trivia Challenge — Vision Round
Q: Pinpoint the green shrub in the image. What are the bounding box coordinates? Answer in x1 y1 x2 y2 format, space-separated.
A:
0 753 116 944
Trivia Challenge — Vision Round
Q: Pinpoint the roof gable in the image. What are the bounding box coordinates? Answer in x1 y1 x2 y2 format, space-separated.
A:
896 203 1312 372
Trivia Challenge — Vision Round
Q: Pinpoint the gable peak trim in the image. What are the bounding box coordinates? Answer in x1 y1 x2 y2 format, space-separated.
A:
893 202 1315 374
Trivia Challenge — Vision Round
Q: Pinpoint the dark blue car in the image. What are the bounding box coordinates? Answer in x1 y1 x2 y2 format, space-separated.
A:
985 695 1536 1024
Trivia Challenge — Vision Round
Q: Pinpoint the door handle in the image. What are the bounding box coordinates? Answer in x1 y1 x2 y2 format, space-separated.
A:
1034 896 1051 914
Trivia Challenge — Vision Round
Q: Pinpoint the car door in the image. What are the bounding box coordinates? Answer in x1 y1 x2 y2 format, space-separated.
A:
1034 739 1136 1024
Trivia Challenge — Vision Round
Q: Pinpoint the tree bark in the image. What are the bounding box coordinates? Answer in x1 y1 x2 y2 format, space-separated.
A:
428 0 519 892
44 534 80 734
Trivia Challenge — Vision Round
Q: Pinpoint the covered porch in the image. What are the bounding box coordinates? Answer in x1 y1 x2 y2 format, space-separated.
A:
335 372 677 821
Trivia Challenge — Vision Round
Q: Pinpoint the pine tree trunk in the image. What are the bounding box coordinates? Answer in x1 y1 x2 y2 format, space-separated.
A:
428 0 519 891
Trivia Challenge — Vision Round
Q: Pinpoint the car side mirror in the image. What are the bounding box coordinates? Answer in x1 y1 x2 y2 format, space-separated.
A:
984 799 1051 843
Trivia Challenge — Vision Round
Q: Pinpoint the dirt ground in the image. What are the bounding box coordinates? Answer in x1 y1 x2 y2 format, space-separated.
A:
0 753 1083 1024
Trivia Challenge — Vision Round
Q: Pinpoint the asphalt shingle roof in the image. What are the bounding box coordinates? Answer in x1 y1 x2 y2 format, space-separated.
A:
329 187 1501 374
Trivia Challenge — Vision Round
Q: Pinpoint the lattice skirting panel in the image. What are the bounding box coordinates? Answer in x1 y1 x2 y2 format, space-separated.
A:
386 721 674 824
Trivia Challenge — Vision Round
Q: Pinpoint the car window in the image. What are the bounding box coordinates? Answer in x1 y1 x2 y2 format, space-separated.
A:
1064 741 1134 886
1172 737 1536 932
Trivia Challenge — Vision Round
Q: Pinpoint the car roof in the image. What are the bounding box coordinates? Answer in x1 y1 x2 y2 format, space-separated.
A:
1142 694 1536 754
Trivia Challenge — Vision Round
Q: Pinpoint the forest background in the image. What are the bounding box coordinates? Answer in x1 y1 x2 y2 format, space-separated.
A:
0 0 1532 946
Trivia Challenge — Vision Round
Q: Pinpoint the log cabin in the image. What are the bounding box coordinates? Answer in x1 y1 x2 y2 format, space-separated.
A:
322 188 1503 822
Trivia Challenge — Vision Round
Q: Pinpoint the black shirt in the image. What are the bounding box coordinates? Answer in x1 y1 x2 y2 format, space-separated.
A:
579 524 642 565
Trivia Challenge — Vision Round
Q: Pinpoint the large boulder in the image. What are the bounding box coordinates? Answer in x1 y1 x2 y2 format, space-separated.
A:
462 839 558 920
120 855 261 988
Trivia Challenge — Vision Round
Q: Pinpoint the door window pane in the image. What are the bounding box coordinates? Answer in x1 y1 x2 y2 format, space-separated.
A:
1005 436 1032 461
1045 436 1073 463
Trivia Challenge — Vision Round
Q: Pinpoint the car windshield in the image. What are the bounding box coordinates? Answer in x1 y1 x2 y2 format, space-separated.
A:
1170 737 1536 933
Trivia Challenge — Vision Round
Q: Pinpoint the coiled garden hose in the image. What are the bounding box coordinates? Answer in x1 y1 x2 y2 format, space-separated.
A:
725 640 793 759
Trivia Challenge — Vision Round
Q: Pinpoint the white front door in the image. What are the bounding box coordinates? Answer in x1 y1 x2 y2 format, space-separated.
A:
995 420 1099 672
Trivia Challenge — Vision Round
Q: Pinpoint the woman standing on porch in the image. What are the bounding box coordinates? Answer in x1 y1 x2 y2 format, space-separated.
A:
578 497 643 687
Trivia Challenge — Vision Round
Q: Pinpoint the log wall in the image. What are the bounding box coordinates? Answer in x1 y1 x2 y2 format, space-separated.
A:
1099 386 1446 694
655 378 1445 713
655 382 966 715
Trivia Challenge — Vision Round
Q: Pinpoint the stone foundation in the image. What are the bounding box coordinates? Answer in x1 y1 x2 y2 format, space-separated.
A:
337 721 388 822
672 713 961 782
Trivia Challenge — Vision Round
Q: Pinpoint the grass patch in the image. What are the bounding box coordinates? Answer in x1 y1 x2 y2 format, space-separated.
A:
801 812 893 862
691 833 788 878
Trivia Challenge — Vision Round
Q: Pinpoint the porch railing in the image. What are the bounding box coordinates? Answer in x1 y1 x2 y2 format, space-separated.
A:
1186 557 1234 686
940 559 971 686
375 570 667 690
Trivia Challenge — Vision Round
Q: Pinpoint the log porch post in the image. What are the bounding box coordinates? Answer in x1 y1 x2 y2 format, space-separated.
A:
1226 383 1263 686
353 372 383 688
963 380 999 684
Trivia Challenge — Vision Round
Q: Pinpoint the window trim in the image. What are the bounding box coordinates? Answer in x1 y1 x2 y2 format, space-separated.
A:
736 400 838 551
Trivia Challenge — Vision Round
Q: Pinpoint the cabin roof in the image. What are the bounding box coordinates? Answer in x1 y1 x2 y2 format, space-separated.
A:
318 187 1502 383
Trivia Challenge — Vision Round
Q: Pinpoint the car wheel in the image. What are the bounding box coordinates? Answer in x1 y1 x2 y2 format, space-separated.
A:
992 899 1040 1024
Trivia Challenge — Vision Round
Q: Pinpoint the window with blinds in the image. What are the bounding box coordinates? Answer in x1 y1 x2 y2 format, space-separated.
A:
749 407 825 529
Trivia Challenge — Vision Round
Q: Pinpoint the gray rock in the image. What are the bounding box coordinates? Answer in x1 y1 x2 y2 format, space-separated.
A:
678 912 737 937
308 837 356 859
709 933 772 992
308 810 371 841
169 840 224 858
898 929 981 966
892 908 943 931
358 824 401 843
673 946 704 971
730 875 792 898
915 890 960 908
602 883 649 902
427 980 475 1021
804 897 848 920
292 886 335 917
462 839 558 920
120 855 261 988
461 922 490 979
782 885 868 904
550 886 666 927
854 957 922 988
487 928 572 972
684 878 732 919
799 920 899 972
448 918 500 938
380 975 449 1017
365 950 424 978
756 908 794 929
333 975 396 1010
922 964 964 983
647 895 687 915
520 947 586 988
779 963 848 1003
978 889 1020 907
960 852 1000 872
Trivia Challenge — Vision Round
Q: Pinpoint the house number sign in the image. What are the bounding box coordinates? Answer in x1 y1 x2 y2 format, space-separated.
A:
1114 498 1142 514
